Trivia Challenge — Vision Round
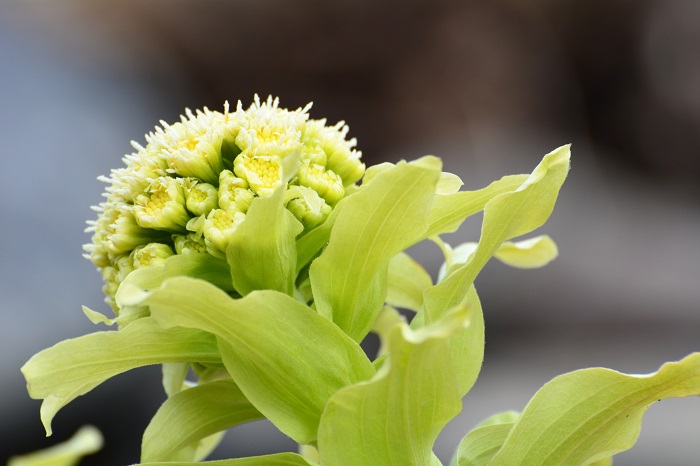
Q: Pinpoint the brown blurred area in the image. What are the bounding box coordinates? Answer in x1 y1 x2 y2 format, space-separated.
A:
31 0 700 181
2 1 699 465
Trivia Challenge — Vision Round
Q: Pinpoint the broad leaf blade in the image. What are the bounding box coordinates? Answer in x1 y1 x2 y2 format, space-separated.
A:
386 252 433 312
412 286 485 396
422 174 529 240
227 186 303 296
317 306 468 465
136 452 316 466
140 277 375 445
295 199 344 274
141 380 262 462
21 318 220 435
310 157 441 341
116 253 233 308
489 353 700 465
450 412 519 466
424 145 570 322
494 235 558 269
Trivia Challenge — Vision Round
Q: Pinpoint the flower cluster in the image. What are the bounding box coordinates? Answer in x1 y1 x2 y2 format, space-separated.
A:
85 96 365 309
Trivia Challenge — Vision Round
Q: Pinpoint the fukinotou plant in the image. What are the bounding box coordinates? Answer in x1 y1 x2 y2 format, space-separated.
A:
17 97 700 466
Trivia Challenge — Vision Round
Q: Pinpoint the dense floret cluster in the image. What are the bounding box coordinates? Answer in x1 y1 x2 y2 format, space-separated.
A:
85 96 365 309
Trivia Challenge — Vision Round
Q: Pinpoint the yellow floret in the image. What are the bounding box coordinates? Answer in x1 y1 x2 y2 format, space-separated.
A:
134 177 190 231
233 155 283 197
297 161 345 204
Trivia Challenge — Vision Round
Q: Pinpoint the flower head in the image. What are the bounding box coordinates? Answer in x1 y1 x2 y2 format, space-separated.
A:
86 96 365 310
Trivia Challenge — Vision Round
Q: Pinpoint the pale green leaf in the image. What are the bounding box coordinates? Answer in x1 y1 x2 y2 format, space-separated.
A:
227 184 303 296
115 253 233 308
494 235 558 269
424 145 570 323
437 235 558 283
140 277 375 444
421 174 529 240
141 380 262 462
161 362 190 398
8 426 102 466
294 199 344 274
436 171 464 195
310 156 441 341
81 306 116 326
587 459 613 466
488 352 700 465
475 411 520 428
135 452 316 466
317 306 468 466
436 241 477 283
450 412 519 466
386 252 433 311
371 306 406 358
190 432 227 463
412 286 485 396
21 318 220 435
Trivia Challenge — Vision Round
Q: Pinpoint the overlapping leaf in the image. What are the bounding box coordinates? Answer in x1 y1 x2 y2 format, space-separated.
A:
489 353 700 465
227 184 303 296
116 254 234 306
317 306 468 465
21 317 220 435
136 453 316 466
141 380 263 462
450 412 519 466
386 252 433 312
310 156 442 342
421 174 529 240
138 277 375 445
423 145 570 322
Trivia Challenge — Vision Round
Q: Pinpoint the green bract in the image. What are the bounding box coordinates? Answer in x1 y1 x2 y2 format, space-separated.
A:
20 98 700 466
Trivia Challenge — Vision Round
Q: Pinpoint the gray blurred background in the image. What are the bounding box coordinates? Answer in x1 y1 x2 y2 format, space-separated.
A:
2 1 699 464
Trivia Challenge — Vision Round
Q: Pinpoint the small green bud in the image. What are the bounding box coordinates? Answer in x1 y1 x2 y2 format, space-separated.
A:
154 111 226 184
134 177 190 231
297 161 344 204
233 155 283 197
101 266 120 306
219 170 254 212
188 209 246 258
131 242 175 269
185 180 219 216
113 255 134 283
285 186 332 230
303 119 365 185
101 203 166 255
172 232 207 255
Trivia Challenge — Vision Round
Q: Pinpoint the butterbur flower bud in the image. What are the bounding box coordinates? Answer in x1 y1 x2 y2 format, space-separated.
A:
297 161 345 204
185 181 219 216
303 119 365 185
134 177 190 231
218 170 254 212
172 232 207 255
86 96 365 307
113 255 134 283
285 186 332 229
100 266 119 305
195 209 246 258
154 111 226 185
233 155 283 197
131 243 175 269
101 203 165 255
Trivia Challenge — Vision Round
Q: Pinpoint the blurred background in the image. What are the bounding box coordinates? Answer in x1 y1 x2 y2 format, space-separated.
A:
2 1 699 464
